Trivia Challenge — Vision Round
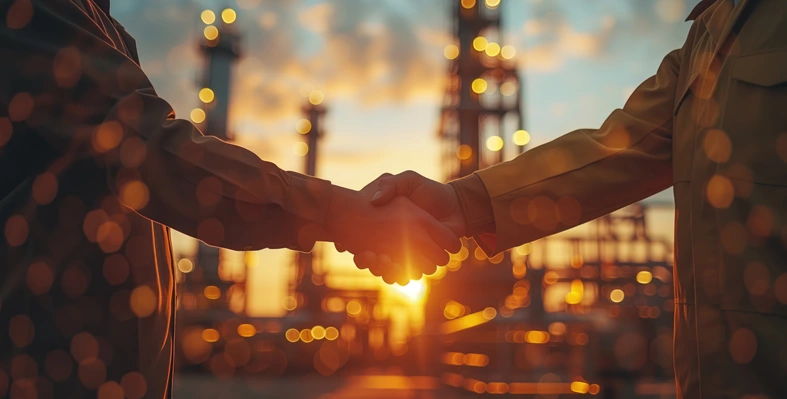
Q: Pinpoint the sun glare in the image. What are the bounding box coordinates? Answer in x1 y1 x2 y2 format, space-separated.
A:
393 279 426 302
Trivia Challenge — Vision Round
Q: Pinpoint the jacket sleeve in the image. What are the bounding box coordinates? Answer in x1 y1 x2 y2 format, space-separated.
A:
0 0 331 251
468 47 682 255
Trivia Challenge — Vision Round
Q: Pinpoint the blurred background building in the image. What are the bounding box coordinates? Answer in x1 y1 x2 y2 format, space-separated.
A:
107 0 698 397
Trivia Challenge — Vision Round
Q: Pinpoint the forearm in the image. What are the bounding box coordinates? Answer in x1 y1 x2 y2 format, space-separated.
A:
0 1 332 251
452 49 682 255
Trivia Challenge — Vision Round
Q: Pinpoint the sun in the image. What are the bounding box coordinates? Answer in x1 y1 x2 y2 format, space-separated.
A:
392 279 427 302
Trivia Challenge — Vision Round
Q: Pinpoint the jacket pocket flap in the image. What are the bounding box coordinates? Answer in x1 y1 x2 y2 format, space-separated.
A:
732 48 787 87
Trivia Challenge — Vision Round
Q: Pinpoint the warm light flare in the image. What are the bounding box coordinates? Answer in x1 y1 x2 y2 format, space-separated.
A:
202 328 219 343
500 81 517 96
456 144 473 160
486 136 504 152
485 0 501 9
524 330 550 344
221 8 237 24
190 108 206 124
444 44 460 60
513 130 530 146
393 279 426 302
485 42 500 57
636 270 653 284
471 78 488 94
570 381 590 394
293 142 309 157
198 88 215 103
308 90 324 105
285 328 299 342
610 289 625 303
461 0 476 9
237 324 255 338
177 258 194 273
472 36 488 52
203 26 219 41
296 119 312 134
500 45 516 60
200 10 216 25
203 285 221 299
325 326 339 341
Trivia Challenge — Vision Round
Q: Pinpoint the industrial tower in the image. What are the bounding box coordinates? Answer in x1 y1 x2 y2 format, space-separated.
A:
180 8 243 325
427 0 529 388
292 97 329 315
430 2 676 396
429 0 526 332
438 0 526 180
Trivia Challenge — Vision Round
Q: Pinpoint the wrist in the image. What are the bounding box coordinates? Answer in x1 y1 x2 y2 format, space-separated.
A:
448 174 495 237
323 185 354 241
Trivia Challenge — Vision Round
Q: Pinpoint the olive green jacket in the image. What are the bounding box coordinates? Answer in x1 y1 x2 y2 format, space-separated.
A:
454 0 787 397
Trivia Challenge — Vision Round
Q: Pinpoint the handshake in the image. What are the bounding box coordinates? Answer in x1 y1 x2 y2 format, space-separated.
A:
322 171 468 285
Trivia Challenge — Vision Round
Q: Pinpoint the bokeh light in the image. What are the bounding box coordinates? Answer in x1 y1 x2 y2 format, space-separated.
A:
221 8 237 24
392 280 426 302
456 144 473 160
296 119 312 134
486 136 504 152
472 36 488 52
471 78 488 94
200 10 215 25
444 44 459 60
610 289 625 303
293 142 309 157
203 26 219 41
308 90 324 105
190 108 206 123
512 129 530 146
198 88 215 103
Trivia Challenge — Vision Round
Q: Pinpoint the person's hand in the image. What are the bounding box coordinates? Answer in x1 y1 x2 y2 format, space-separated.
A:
336 171 466 273
372 171 465 237
323 184 461 285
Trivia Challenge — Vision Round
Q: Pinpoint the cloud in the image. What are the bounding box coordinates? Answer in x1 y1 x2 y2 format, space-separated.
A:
115 0 449 128
514 0 694 72
298 3 332 35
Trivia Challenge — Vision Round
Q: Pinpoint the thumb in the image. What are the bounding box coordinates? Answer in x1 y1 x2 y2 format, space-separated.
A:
370 177 398 205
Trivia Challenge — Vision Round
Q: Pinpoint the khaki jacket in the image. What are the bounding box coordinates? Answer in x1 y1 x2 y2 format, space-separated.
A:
465 0 787 397
0 1 330 397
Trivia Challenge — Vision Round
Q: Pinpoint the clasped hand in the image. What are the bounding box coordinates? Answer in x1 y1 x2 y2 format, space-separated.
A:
325 172 465 285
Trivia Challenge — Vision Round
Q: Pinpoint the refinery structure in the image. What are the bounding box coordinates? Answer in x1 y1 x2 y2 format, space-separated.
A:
173 2 677 397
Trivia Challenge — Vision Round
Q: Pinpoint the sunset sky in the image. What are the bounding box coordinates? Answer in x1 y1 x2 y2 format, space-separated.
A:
112 0 693 316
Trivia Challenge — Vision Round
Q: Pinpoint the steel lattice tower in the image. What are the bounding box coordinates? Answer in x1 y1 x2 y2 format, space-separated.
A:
438 0 526 181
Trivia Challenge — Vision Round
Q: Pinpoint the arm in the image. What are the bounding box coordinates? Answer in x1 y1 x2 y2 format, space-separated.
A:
0 0 461 281
453 47 681 255
0 0 328 251
367 45 683 259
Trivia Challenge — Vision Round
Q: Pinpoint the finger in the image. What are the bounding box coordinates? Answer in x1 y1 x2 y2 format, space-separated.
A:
425 219 462 255
406 261 429 281
382 272 398 285
334 242 346 253
411 229 451 267
413 253 439 278
353 251 376 270
371 171 423 205
397 269 411 286
371 177 398 205
362 173 393 192
371 254 393 279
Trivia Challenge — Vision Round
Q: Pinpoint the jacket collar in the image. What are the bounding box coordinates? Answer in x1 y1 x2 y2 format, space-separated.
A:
95 0 110 14
686 0 717 21
687 0 754 56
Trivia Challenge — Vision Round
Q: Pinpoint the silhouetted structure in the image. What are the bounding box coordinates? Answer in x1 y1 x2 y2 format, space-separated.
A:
430 2 675 397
